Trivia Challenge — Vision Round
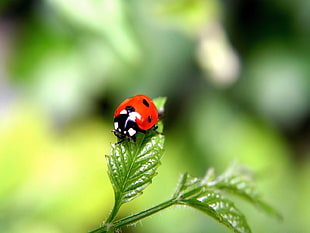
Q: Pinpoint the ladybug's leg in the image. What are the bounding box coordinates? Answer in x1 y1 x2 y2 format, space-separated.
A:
152 125 162 134
130 129 145 141
139 129 146 134
131 135 136 142
112 130 119 138
115 138 125 144
112 129 127 144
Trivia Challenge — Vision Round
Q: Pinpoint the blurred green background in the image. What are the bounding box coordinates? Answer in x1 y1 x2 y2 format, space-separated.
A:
0 0 309 232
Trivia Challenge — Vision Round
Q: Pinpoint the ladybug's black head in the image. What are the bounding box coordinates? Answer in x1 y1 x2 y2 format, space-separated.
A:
113 108 145 142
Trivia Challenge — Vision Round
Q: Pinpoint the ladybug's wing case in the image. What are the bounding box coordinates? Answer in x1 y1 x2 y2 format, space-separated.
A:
130 95 158 130
114 98 133 117
114 95 159 131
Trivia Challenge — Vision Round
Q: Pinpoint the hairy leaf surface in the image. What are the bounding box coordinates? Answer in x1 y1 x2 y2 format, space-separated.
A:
174 173 251 233
209 167 282 219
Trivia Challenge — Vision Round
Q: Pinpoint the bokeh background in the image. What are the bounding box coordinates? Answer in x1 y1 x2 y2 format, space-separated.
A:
0 0 309 232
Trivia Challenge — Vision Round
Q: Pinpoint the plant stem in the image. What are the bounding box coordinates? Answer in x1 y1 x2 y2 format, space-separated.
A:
105 199 122 224
89 198 177 233
113 198 176 228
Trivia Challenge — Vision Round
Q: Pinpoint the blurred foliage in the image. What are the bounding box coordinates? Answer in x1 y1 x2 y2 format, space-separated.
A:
0 0 309 233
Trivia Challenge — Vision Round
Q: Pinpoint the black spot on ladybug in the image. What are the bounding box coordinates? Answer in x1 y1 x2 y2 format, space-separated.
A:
126 106 135 112
148 115 152 123
142 99 150 107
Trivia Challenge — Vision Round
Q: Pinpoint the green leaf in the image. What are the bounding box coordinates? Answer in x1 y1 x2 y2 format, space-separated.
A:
153 96 167 112
209 166 282 219
174 173 252 233
107 132 165 204
153 96 167 132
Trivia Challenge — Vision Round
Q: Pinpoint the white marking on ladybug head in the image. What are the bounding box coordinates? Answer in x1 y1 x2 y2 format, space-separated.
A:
128 128 136 136
114 122 119 129
120 109 127 114
128 112 141 121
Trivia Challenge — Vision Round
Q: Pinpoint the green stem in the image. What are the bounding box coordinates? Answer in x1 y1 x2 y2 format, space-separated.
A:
105 200 121 224
89 198 177 233
113 198 176 228
103 192 124 227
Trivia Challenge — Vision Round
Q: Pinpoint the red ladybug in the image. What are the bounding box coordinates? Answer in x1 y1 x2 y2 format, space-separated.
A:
113 94 159 142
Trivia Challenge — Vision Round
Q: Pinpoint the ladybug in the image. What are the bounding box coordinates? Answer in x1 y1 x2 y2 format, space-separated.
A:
113 94 159 143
